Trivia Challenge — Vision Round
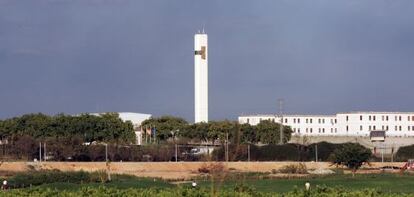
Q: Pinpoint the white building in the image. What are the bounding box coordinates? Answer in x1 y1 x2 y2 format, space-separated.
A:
194 31 208 123
239 112 414 137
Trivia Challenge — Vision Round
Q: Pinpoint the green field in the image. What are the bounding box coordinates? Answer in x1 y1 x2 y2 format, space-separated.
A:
197 173 414 193
4 171 414 196
11 172 414 194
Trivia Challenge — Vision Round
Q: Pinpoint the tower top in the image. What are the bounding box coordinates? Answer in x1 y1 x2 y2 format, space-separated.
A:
196 27 206 34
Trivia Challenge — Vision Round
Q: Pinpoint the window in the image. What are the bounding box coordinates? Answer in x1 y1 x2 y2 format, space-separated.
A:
310 128 313 133
369 126 371 131
382 125 384 130
373 125 376 130
382 116 384 121
293 119 296 123
285 118 288 123
395 126 398 131
360 115 363 121
335 119 337 124
399 126 402 131
395 116 398 121
346 126 349 131
318 119 321 124
399 116 402 121
346 116 349 121
272 118 275 123
306 128 308 133
369 116 371 121
247 118 250 124
412 126 414 131
409 126 411 131
322 128 325 133
386 116 389 121
386 126 389 131
331 128 333 133
373 116 376 121
318 128 321 133
360 125 363 131
335 128 337 133
298 128 300 133
306 119 308 123
322 119 325 124
298 119 300 123
310 119 313 123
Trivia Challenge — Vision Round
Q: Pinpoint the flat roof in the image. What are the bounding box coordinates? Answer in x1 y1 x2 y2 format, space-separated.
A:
240 111 414 117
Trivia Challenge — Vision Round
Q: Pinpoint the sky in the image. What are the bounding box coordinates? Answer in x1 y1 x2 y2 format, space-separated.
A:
1 0 414 122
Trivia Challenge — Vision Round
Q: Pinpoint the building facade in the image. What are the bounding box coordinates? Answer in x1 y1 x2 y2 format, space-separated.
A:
239 112 414 137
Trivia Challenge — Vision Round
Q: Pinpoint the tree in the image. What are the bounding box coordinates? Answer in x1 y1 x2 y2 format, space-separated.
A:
207 121 235 144
330 143 371 176
141 116 188 141
256 120 292 144
182 122 209 142
240 123 257 144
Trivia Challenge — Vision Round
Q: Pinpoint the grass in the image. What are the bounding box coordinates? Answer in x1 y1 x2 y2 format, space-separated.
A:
13 173 173 191
15 171 414 194
196 173 414 193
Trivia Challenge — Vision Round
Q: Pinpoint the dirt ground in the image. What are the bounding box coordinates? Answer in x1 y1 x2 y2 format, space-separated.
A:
0 161 406 180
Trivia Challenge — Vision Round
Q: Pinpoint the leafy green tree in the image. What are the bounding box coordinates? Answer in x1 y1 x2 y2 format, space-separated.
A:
256 120 292 144
330 143 371 176
0 113 134 144
240 123 257 144
141 116 188 141
208 121 236 144
182 122 209 142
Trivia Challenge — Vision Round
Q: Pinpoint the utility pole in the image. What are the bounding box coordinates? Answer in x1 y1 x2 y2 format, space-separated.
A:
44 142 46 162
39 142 42 162
225 133 229 162
105 144 108 162
175 144 178 162
315 144 318 162
278 99 284 145
247 144 250 162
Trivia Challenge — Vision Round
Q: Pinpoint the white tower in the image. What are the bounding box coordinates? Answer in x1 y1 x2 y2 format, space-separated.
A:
194 31 208 123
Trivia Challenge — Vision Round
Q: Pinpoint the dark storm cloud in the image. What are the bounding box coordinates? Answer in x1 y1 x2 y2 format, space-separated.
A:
1 0 414 121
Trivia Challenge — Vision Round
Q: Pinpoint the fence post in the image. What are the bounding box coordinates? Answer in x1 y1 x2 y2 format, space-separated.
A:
248 144 250 162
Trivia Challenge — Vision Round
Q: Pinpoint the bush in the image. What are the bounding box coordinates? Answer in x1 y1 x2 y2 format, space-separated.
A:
278 163 307 174
198 163 226 174
212 142 365 162
395 144 414 162
8 170 107 188
2 185 408 197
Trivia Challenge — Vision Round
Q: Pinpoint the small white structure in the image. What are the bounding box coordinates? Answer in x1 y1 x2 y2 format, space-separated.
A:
239 112 414 137
194 30 208 123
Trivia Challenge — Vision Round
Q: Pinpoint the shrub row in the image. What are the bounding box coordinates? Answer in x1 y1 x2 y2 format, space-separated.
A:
3 186 412 197
212 142 369 161
395 144 414 162
8 170 109 188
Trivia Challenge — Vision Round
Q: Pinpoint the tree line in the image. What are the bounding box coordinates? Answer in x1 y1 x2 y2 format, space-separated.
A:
141 116 293 144
0 113 135 144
